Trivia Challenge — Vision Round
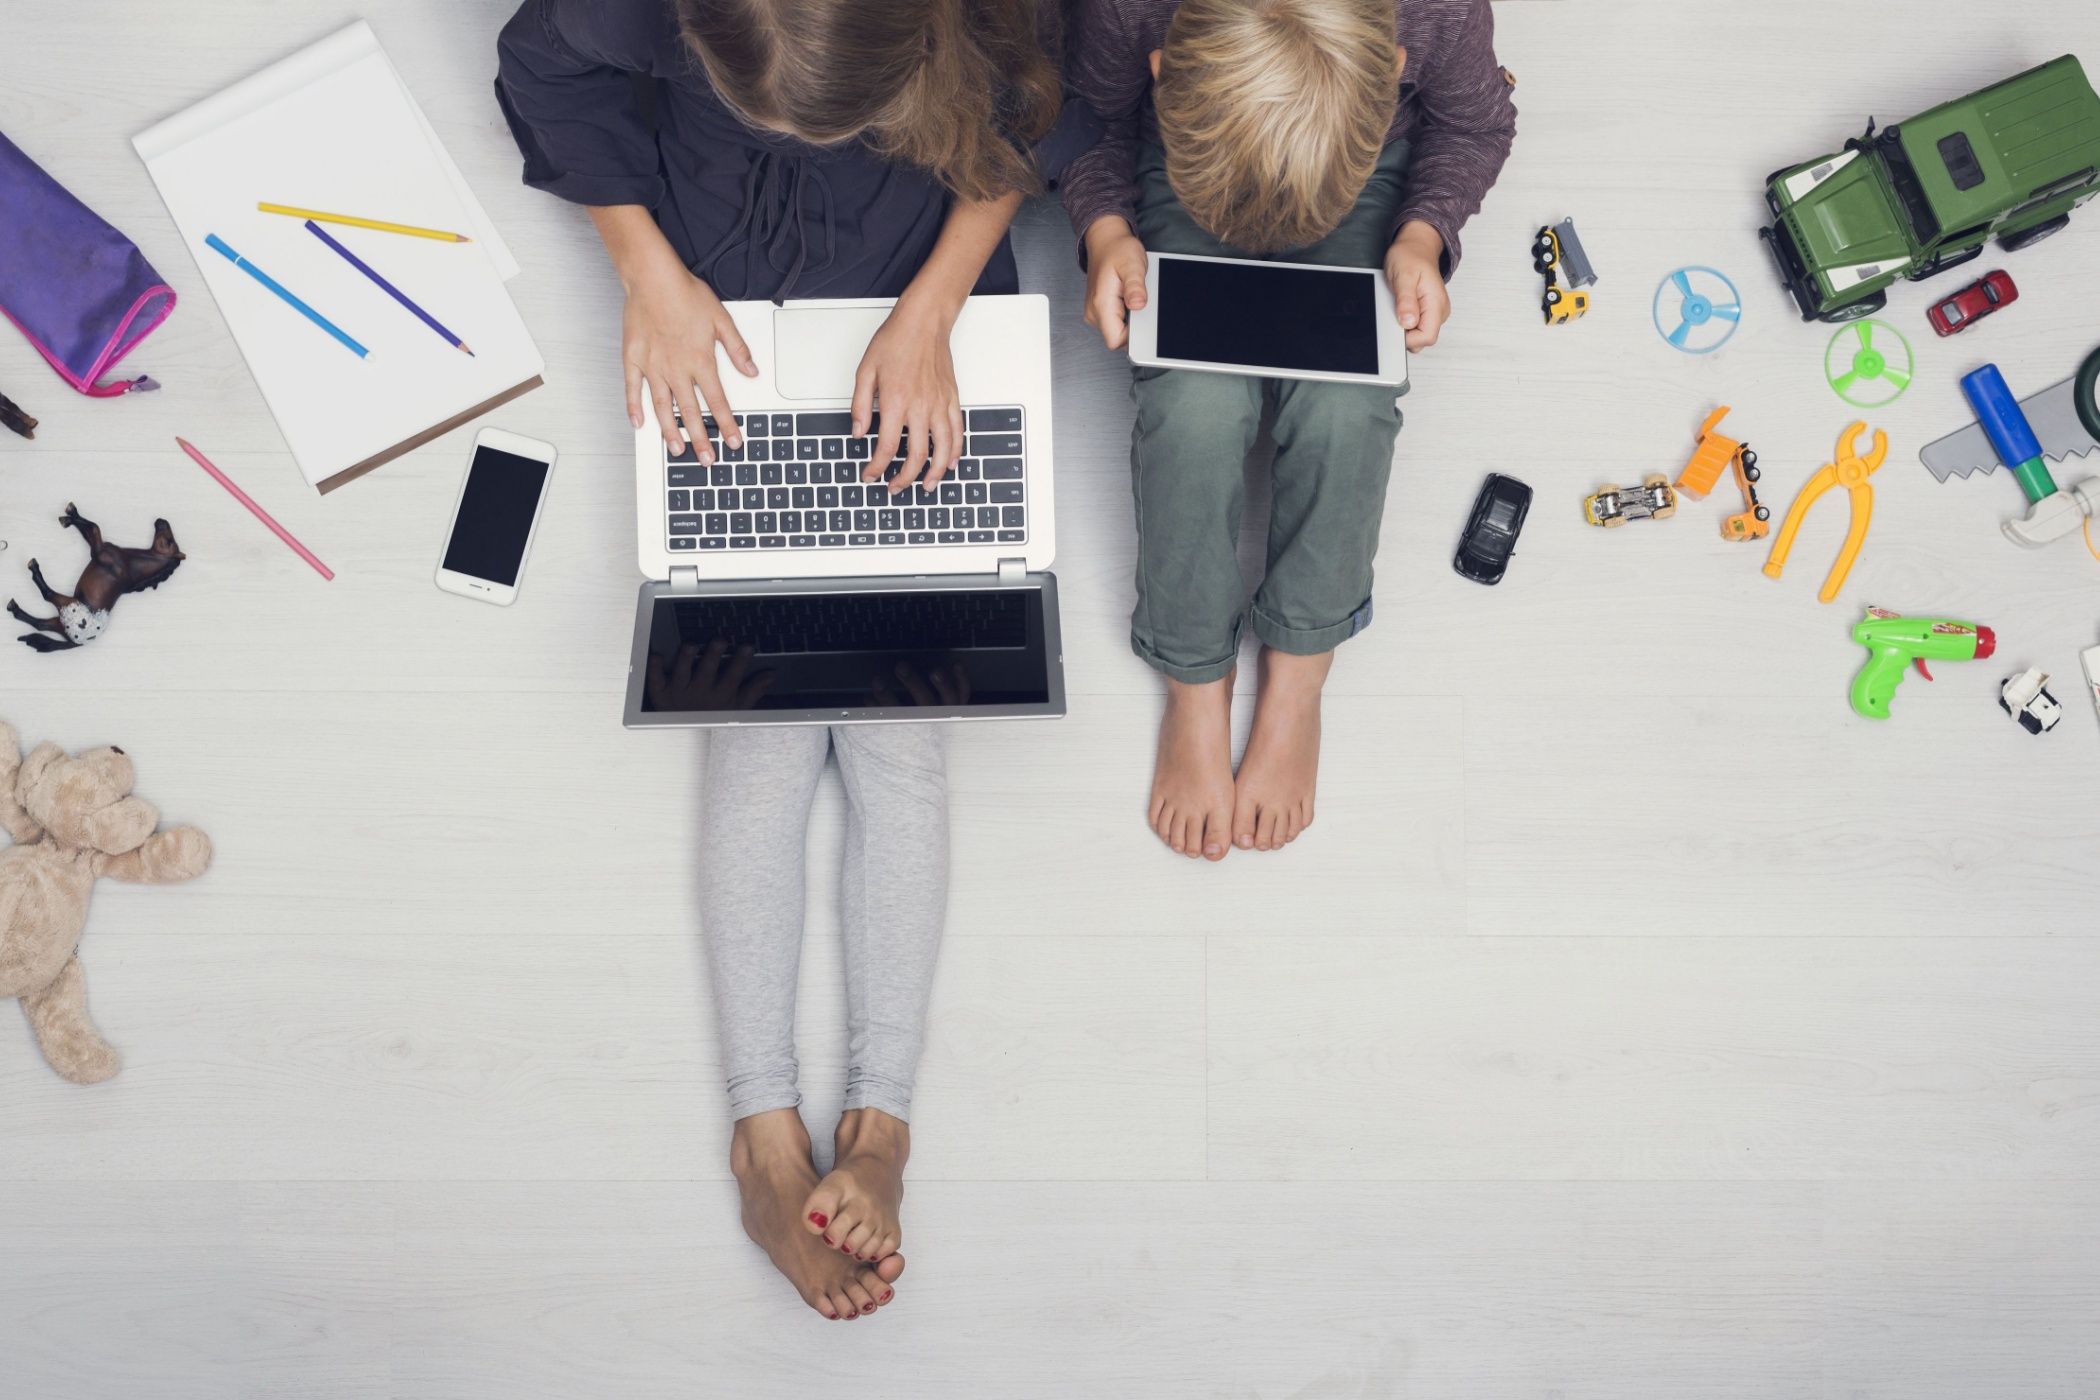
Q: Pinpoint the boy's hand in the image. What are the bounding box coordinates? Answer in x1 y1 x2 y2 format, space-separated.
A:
1384 221 1451 352
1082 216 1149 351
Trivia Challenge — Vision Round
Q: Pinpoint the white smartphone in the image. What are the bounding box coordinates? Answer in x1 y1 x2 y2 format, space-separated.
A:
434 427 558 606
1128 251 1409 388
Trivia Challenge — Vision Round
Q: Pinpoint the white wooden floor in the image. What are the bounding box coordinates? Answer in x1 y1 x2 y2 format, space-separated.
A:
5 3 2100 1396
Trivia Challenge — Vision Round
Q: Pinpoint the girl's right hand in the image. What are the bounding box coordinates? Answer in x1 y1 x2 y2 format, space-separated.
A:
622 262 761 461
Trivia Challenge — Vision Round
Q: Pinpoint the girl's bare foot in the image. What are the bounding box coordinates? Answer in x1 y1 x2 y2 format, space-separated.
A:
803 1108 910 1264
1149 673 1236 860
1232 648 1331 851
731 1110 904 1321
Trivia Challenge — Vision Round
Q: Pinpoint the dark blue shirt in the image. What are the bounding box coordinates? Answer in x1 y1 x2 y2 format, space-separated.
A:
495 0 1098 300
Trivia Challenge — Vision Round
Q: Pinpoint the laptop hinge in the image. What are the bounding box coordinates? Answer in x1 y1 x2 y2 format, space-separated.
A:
997 557 1027 585
669 566 700 592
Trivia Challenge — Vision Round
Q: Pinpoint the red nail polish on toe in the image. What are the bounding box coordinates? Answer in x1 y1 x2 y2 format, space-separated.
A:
862 1304 875 1314
809 1212 828 1228
881 1290 894 1302
823 1235 835 1246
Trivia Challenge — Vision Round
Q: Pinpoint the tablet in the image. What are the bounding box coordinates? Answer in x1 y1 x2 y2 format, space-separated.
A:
1128 251 1408 388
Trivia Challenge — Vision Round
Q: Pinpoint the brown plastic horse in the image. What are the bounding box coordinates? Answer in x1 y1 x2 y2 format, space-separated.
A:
9 504 183 652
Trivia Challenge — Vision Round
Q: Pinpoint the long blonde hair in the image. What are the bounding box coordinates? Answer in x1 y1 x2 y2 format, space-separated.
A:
678 0 1062 203
1154 0 1398 252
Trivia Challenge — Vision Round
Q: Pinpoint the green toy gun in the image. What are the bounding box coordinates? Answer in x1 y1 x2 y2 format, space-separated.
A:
1850 607 1995 719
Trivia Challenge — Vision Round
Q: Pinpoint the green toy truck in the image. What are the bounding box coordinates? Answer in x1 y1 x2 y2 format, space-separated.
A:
1762 55 2100 323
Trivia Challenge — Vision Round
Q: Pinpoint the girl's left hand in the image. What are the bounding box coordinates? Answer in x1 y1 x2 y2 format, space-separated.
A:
852 293 965 493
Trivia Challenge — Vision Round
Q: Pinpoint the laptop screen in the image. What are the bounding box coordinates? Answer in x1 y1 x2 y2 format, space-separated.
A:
637 584 1054 717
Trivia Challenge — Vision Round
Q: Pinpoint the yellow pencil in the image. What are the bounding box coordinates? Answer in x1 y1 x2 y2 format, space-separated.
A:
257 203 472 244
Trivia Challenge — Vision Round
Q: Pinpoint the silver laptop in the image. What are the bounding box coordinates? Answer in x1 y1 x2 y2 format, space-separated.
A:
623 295 1066 727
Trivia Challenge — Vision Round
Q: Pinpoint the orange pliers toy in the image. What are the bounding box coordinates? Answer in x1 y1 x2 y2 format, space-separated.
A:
1761 421 1888 604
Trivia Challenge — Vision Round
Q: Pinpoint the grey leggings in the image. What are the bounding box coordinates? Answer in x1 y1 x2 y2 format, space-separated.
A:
698 723 949 1124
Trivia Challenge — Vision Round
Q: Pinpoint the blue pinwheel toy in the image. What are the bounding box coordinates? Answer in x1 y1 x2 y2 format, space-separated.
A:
1653 266 1742 354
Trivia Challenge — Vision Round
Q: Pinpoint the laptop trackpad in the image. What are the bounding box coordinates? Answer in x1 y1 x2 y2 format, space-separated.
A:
774 306 892 400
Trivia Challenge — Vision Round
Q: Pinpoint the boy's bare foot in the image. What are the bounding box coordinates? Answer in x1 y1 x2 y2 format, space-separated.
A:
1149 673 1237 860
1232 647 1331 851
731 1109 904 1321
803 1107 909 1264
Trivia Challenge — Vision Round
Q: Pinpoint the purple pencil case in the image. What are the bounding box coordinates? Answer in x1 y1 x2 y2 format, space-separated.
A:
0 127 174 397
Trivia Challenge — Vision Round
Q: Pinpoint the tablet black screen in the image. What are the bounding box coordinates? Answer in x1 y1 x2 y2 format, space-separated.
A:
1155 258 1380 375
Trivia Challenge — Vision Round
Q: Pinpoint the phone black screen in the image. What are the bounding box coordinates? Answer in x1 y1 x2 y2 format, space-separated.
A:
443 446 550 585
1155 257 1380 375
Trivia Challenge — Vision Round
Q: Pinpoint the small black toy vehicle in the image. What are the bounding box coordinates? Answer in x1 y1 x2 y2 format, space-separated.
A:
1455 473 1532 585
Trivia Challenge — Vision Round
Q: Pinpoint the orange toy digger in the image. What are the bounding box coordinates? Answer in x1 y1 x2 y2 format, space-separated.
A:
1677 407 1769 541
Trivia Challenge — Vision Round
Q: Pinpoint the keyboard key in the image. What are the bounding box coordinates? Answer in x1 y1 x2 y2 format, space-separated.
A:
811 463 833 484
743 488 766 510
759 536 786 548
730 537 756 549
846 437 870 459
761 463 782 485
705 513 729 534
747 439 770 462
819 534 846 547
820 438 845 460
1002 506 1026 527
842 485 865 506
998 529 1026 542
781 511 802 532
817 487 839 509
796 438 820 459
668 465 704 487
756 512 778 533
990 483 1024 503
878 509 902 530
668 489 690 511
698 537 727 550
968 407 1021 432
770 413 793 437
693 489 715 511
710 464 734 487
982 458 1024 479
965 483 988 504
721 439 746 461
669 515 703 533
791 488 814 510
667 438 697 464
731 512 753 533
952 507 973 528
849 533 875 546
854 509 877 531
745 414 768 436
940 482 962 504
767 488 789 509
828 510 852 531
909 531 936 545
938 530 965 543
905 508 927 530
670 536 696 551
735 465 757 486
957 459 981 480
968 529 995 542
929 508 950 528
785 463 807 485
968 433 1022 456
797 411 854 435
879 533 907 546
915 484 939 505
790 534 816 548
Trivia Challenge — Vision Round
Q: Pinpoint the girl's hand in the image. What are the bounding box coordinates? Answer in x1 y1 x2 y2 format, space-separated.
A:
1384 221 1451 352
852 292 964 493
622 261 760 461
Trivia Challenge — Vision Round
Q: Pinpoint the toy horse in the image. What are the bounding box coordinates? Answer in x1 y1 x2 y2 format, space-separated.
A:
9 504 182 652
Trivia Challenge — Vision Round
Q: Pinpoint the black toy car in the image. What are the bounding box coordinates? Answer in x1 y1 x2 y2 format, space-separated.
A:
1454 473 1532 585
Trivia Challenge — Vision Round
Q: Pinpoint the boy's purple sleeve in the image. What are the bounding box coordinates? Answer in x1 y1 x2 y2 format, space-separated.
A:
1058 0 1149 263
1392 0 1517 278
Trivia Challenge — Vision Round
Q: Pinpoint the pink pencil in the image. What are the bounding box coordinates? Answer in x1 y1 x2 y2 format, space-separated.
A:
175 437 334 581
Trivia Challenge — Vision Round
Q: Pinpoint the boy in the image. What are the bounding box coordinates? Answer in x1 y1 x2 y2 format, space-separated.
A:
1061 0 1515 860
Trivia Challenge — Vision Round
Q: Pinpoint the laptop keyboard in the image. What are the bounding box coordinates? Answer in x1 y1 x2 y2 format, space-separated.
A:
663 406 1029 553
671 590 1028 655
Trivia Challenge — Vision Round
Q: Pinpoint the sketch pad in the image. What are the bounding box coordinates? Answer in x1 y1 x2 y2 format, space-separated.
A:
134 21 544 492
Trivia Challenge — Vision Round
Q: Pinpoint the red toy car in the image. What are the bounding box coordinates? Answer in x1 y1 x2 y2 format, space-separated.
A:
1926 270 2018 337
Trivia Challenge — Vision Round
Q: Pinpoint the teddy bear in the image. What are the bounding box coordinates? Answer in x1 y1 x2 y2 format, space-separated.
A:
0 721 211 1082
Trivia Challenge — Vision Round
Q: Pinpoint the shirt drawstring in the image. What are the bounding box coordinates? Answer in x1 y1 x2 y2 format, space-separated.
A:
703 151 837 301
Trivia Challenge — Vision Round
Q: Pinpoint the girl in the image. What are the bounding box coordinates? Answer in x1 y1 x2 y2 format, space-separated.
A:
497 0 1092 1323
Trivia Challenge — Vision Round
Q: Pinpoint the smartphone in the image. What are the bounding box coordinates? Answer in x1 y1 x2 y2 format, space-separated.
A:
1127 251 1409 388
434 428 557 605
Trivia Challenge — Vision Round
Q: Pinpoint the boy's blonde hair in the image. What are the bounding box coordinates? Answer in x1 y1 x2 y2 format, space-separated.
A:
1153 0 1399 253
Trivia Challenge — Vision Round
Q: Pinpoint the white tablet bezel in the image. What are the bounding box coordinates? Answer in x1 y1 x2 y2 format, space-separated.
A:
1127 251 1409 388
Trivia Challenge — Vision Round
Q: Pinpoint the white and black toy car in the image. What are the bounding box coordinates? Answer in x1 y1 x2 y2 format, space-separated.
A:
1999 668 2063 735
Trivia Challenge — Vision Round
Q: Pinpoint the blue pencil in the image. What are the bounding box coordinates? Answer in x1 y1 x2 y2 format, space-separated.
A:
302 219 474 357
205 233 370 359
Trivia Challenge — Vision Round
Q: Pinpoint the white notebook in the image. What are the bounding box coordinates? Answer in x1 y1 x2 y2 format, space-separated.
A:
134 21 544 493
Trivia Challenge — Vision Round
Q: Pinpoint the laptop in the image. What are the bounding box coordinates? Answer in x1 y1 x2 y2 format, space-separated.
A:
623 295 1066 728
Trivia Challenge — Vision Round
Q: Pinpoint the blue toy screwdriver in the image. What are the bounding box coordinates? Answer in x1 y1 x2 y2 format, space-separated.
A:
1960 364 2058 504
204 233 371 359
